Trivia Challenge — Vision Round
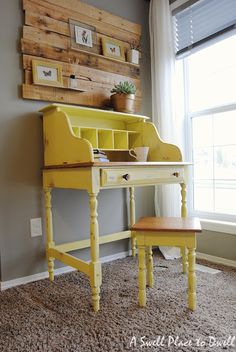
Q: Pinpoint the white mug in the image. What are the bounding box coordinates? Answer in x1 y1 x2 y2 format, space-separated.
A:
129 146 149 162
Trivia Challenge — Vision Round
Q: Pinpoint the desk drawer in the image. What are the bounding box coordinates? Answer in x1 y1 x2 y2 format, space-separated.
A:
100 167 184 187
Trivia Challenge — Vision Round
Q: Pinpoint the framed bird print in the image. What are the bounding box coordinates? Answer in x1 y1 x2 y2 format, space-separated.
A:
32 60 63 87
69 19 99 54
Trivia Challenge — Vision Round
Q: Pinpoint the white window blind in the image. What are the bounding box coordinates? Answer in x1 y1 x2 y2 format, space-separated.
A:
173 0 236 56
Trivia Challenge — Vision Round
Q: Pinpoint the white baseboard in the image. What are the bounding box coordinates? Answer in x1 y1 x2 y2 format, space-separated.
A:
2 250 234 291
0 250 131 291
197 252 236 268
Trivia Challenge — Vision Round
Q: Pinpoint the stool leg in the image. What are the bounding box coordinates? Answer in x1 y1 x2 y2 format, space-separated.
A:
146 246 153 288
138 245 146 307
181 247 188 274
188 247 196 311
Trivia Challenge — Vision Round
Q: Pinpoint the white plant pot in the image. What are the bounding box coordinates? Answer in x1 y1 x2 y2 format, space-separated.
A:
127 49 139 65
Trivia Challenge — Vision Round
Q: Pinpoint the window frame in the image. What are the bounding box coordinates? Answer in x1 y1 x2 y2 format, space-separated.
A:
181 53 236 226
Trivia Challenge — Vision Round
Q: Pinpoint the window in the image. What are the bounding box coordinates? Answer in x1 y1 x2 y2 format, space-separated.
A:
179 34 236 222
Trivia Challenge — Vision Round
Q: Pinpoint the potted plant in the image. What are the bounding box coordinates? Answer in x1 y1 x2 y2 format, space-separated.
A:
110 81 136 113
127 40 141 65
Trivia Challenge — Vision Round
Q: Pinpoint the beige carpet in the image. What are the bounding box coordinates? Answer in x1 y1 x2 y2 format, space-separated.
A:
0 251 236 352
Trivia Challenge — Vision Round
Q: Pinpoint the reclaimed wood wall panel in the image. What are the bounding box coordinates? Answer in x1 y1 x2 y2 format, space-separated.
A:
22 0 142 109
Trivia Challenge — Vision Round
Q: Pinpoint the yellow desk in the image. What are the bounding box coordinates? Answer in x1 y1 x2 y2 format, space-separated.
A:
40 104 189 312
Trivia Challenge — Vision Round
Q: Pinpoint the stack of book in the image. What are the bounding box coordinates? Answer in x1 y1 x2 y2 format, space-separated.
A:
93 149 109 162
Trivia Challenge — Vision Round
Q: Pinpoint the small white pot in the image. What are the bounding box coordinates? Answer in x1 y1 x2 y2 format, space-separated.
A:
127 49 139 65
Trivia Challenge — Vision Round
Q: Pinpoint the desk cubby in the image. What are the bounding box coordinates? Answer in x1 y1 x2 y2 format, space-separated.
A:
80 128 98 149
41 104 183 166
71 127 139 151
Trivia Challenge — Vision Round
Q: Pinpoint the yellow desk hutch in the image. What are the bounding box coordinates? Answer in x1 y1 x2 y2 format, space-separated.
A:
41 103 189 312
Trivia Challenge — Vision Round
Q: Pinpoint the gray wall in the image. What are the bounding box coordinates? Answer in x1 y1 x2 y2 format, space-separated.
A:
0 0 234 283
198 231 236 261
0 0 153 282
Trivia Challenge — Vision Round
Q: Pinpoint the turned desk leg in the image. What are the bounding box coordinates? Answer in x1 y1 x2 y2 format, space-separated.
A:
129 187 136 257
89 192 101 313
181 183 187 218
44 188 55 281
146 246 154 288
138 245 146 307
180 183 188 273
188 246 196 311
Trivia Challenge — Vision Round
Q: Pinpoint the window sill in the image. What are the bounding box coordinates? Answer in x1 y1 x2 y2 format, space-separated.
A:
200 219 236 235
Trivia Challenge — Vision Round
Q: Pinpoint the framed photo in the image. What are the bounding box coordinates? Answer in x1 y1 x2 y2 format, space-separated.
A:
102 38 125 62
69 19 99 54
75 26 92 47
32 60 63 87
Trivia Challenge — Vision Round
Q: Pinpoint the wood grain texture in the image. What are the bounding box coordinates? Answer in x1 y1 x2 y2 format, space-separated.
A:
23 0 140 43
132 217 202 233
39 0 141 35
22 0 142 110
23 54 141 95
22 84 110 107
25 11 131 53
23 84 142 109
21 39 140 78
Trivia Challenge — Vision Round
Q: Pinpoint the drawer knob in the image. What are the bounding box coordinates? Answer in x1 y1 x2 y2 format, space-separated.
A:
172 172 179 177
122 173 130 181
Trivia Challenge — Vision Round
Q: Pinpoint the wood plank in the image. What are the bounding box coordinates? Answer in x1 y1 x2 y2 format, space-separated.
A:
39 0 141 35
23 25 68 49
22 83 141 110
22 27 140 71
23 0 140 43
24 70 112 94
25 71 143 100
25 11 131 52
22 84 111 108
23 55 141 96
25 10 69 36
25 71 142 98
21 38 140 79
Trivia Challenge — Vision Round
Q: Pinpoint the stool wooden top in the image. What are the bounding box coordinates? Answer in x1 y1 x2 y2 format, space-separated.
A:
131 217 202 233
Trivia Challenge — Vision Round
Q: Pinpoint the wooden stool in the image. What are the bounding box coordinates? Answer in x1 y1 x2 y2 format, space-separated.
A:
131 217 202 311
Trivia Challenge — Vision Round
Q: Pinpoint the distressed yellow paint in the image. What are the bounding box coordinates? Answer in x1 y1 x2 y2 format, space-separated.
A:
49 248 90 275
135 230 197 311
181 183 187 217
55 231 131 253
44 188 55 281
129 187 136 257
138 245 146 307
89 192 101 312
146 246 153 288
40 103 184 166
181 246 188 274
188 248 196 310
41 104 191 312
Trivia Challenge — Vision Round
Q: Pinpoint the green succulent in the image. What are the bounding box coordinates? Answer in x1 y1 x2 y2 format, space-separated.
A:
111 81 136 95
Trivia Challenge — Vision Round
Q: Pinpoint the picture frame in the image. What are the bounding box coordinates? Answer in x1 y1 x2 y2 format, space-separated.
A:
32 60 63 87
101 37 126 62
69 19 99 54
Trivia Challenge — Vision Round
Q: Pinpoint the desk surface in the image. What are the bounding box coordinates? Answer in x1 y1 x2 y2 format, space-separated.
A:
44 161 190 170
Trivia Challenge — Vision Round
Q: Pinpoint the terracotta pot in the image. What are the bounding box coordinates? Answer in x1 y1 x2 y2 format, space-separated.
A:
111 93 136 113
